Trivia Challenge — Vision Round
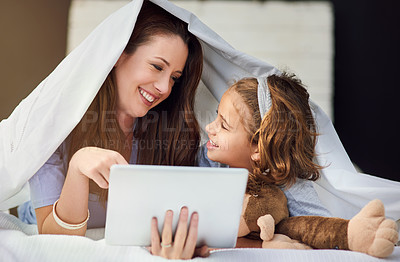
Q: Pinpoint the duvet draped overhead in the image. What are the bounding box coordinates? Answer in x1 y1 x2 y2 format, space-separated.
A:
0 0 399 220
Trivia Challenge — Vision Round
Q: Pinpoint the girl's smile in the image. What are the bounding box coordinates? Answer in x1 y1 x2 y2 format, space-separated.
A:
205 91 256 171
206 139 219 149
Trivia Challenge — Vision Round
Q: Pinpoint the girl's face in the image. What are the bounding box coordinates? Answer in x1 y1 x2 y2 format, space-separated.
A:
205 91 256 171
114 34 188 128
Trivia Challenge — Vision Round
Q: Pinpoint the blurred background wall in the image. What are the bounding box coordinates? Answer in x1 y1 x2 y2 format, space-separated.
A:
0 0 71 119
68 1 334 119
0 0 398 182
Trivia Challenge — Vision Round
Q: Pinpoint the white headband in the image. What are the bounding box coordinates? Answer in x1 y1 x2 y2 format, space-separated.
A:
257 76 272 119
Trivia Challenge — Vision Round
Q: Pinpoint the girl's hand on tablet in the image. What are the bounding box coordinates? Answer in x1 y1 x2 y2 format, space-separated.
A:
150 207 209 259
69 147 128 189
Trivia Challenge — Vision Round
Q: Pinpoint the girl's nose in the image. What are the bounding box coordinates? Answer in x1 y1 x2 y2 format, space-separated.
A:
206 120 217 135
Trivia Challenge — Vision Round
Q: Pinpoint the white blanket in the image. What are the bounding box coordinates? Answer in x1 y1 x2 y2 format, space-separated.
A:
1 212 399 262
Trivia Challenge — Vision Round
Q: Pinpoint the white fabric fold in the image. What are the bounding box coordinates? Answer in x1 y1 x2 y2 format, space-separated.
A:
0 0 399 221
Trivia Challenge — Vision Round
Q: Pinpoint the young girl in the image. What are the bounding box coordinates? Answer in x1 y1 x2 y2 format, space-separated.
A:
198 72 331 219
198 73 398 256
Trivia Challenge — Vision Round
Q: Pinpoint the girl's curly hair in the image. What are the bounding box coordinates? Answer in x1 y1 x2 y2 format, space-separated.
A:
229 72 322 192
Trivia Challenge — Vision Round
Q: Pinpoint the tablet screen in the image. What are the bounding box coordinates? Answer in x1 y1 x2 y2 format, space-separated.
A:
105 164 248 248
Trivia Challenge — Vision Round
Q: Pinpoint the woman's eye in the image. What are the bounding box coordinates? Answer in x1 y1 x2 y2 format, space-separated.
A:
152 64 163 71
171 75 179 82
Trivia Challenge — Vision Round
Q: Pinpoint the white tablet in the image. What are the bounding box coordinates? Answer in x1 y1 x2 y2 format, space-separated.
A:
105 164 248 248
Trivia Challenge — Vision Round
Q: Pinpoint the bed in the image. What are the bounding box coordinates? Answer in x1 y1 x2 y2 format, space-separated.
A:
0 212 399 262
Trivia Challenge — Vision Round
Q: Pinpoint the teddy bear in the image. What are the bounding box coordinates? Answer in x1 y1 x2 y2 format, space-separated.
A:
237 183 399 258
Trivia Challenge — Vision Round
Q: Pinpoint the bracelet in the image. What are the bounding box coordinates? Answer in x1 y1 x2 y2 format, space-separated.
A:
52 199 90 230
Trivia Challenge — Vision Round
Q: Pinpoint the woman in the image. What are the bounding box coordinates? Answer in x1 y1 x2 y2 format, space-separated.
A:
25 1 204 257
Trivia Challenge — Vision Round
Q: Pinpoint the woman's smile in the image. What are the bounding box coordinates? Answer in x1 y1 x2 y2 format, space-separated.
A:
139 87 158 105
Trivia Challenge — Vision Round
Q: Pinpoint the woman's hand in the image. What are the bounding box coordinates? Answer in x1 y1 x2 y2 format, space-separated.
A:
150 207 209 259
69 147 128 188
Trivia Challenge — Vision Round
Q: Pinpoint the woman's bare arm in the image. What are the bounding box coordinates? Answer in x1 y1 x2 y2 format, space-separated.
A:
35 164 90 235
36 147 127 235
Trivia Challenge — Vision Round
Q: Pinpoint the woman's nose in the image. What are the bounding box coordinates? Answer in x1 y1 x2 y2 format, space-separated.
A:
155 74 171 95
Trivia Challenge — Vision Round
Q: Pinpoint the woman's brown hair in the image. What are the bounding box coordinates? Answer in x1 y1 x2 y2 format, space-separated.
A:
67 0 202 202
229 72 321 190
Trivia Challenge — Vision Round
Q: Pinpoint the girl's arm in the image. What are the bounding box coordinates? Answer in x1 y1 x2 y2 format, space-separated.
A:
282 178 331 217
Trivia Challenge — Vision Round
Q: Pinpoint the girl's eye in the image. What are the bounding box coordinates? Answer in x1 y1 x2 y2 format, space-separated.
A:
221 123 228 130
152 64 163 71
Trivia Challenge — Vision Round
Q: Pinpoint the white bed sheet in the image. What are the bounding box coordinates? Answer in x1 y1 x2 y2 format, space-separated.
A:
1 212 398 262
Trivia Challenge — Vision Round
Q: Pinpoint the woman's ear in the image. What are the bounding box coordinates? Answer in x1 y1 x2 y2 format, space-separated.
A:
250 145 260 162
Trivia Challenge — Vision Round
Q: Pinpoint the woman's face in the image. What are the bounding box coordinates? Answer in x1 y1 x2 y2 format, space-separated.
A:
114 34 188 124
205 91 255 170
